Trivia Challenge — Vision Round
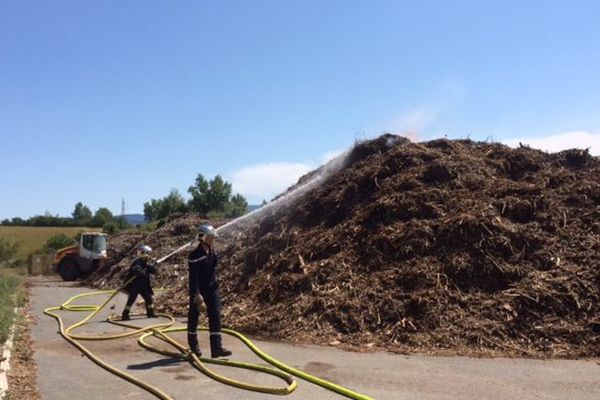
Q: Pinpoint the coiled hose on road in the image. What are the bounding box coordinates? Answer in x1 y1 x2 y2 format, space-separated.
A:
43 279 373 400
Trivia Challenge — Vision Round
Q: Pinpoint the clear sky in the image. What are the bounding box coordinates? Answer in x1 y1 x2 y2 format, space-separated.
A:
2 1 600 219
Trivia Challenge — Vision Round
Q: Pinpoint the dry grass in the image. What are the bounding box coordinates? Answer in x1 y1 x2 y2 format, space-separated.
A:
0 226 101 259
0 266 25 345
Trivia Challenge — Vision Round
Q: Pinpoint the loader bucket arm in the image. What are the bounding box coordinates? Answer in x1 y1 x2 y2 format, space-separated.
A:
53 245 79 269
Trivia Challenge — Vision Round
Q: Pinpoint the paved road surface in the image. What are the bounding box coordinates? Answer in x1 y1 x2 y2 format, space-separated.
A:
29 276 600 400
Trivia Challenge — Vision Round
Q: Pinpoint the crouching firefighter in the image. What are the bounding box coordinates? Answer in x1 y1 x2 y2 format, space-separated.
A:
121 244 157 320
187 224 232 358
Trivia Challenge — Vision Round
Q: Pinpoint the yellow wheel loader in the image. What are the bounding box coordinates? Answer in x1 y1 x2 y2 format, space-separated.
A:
53 232 108 281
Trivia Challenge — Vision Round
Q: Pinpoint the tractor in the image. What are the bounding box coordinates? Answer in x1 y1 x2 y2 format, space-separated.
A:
53 232 108 281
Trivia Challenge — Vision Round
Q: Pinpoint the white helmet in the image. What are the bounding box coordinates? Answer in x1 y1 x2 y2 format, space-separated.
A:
137 244 153 257
197 224 216 242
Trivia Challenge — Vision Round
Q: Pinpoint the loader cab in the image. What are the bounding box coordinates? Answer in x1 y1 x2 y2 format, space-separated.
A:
80 233 108 260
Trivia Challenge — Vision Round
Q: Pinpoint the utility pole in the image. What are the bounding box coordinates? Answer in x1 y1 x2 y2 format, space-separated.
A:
121 198 126 217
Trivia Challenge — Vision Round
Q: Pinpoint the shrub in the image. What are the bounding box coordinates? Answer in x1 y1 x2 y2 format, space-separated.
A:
0 238 20 263
42 234 75 253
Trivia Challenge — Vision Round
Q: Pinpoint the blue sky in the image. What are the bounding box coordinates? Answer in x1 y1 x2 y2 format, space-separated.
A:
2 1 600 219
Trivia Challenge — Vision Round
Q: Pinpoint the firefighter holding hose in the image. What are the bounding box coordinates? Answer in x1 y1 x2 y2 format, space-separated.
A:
187 223 232 358
121 244 157 320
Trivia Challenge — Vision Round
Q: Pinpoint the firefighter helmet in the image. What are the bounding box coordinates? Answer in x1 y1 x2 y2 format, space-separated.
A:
197 224 217 242
137 244 153 258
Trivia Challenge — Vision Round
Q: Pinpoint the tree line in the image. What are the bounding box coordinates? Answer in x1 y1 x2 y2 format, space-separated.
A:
1 203 127 229
143 174 248 221
1 173 250 227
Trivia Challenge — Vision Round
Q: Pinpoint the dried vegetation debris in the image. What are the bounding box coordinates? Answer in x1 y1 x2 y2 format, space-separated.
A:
6 290 41 400
87 134 600 357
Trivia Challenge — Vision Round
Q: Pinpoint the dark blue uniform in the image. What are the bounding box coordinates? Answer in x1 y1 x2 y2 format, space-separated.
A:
187 244 228 357
122 257 156 319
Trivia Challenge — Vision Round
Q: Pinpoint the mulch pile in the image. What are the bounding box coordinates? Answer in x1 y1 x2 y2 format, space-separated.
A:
87 134 600 357
85 215 230 289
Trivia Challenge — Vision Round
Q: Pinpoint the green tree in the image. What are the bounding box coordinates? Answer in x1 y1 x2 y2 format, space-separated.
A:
188 174 232 214
92 207 114 227
102 217 128 234
187 174 211 214
0 238 20 263
28 213 70 227
206 175 232 212
10 217 24 226
102 222 120 234
115 216 129 229
143 189 188 221
43 234 75 253
143 198 162 221
72 202 92 225
225 194 248 217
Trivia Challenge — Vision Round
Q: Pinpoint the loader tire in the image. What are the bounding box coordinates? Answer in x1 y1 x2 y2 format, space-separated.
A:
58 256 80 281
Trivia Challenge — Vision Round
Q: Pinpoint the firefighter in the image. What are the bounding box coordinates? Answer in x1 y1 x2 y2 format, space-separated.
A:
121 244 157 320
187 223 232 358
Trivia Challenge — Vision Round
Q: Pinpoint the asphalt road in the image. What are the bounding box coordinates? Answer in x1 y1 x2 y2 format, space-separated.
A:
29 276 600 400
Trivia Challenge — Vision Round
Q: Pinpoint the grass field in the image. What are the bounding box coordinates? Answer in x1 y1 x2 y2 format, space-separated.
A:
0 266 26 345
0 226 101 259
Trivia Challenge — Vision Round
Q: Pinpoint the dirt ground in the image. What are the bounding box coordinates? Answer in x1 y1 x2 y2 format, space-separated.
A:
6 287 41 399
86 135 600 358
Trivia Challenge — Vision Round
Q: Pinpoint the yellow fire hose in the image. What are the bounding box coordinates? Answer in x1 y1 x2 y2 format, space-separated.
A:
43 278 373 400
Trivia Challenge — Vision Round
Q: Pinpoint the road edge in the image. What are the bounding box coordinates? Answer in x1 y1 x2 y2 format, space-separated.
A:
0 307 18 397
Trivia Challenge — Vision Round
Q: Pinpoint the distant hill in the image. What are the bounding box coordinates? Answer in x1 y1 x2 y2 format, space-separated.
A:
120 214 147 226
248 204 263 212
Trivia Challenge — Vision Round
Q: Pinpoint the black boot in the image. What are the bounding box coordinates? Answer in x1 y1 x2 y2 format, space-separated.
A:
210 333 232 358
188 334 202 357
146 305 156 318
121 309 130 321
189 345 202 357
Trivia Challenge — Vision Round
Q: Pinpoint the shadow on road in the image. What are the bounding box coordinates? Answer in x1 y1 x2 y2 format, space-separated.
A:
128 357 184 370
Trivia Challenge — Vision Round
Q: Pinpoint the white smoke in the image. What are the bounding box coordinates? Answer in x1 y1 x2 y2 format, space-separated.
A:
217 149 351 234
